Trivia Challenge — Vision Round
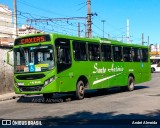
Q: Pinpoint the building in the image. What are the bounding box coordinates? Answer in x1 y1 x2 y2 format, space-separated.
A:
150 44 160 57
0 4 14 46
18 25 43 36
0 4 43 47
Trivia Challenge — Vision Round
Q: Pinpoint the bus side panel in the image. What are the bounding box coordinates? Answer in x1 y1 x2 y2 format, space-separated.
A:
71 61 90 89
122 62 142 85
90 61 106 89
133 63 142 84
101 62 112 88
72 61 104 90
56 68 77 93
141 62 151 82
111 62 125 87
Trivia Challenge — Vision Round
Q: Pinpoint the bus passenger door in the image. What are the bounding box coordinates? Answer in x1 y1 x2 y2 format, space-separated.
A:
55 38 74 92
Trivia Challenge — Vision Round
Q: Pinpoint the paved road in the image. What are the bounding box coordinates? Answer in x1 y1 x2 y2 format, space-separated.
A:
0 73 160 126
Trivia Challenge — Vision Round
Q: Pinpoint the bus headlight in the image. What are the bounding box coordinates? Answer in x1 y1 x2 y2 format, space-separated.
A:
44 76 55 86
15 82 24 86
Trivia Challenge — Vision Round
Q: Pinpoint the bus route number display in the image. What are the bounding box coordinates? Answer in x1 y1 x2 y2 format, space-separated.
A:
15 35 51 45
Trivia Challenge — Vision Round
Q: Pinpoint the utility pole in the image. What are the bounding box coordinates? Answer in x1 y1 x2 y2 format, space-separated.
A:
122 35 124 43
101 20 106 38
148 36 149 46
78 22 80 37
13 0 18 38
84 23 87 37
126 18 130 43
142 33 144 45
87 0 92 38
108 34 110 39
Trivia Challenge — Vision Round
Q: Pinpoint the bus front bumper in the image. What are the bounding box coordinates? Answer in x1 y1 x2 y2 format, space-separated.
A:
14 81 58 95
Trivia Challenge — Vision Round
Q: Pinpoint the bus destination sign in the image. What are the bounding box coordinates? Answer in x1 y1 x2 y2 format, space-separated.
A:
15 35 51 45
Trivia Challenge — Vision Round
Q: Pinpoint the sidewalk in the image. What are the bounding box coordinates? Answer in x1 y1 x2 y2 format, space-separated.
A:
0 92 22 102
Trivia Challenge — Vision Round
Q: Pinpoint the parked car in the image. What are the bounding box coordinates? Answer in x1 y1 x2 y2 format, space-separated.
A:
150 56 160 73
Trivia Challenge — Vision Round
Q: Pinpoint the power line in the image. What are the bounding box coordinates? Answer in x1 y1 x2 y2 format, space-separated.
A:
74 1 87 7
27 17 87 23
12 9 83 36
17 0 66 17
13 0 98 38
75 3 87 12
10 1 142 42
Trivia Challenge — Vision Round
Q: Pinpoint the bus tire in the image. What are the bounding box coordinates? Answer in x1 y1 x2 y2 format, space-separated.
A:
127 76 135 91
75 80 85 100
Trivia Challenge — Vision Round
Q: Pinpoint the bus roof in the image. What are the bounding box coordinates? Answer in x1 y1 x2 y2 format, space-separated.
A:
51 33 148 48
15 33 148 48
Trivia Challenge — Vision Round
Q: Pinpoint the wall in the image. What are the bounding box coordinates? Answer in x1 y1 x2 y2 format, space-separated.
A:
0 49 14 94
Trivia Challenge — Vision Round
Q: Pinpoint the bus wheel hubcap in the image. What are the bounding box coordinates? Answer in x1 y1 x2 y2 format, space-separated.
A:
79 86 84 95
130 81 134 89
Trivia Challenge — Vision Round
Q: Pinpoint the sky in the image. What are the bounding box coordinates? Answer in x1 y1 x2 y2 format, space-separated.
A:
0 0 160 45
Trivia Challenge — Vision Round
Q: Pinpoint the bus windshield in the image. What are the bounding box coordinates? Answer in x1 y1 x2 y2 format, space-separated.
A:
14 45 54 73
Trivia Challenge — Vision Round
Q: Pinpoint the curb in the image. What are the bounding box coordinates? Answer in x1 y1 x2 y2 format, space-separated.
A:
0 94 22 102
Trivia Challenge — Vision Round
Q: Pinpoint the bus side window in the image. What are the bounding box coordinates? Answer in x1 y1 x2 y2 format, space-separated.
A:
132 48 141 62
73 41 87 61
101 44 112 61
88 45 93 60
142 48 148 62
123 47 132 62
88 43 100 61
113 46 122 62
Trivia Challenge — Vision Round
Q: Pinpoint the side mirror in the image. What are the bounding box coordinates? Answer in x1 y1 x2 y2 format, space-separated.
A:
7 49 13 67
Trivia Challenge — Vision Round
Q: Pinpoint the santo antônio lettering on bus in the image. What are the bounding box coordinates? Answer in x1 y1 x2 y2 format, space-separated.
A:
14 34 51 45
93 63 106 74
92 63 124 74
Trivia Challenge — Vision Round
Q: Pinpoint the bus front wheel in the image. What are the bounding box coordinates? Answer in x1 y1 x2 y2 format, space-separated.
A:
75 80 85 100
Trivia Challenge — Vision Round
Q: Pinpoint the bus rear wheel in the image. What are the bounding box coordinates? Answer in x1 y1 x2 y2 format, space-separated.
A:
121 76 134 91
75 80 85 100
127 76 135 91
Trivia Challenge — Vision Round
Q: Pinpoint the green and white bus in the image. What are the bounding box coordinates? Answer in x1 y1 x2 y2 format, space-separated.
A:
9 33 151 100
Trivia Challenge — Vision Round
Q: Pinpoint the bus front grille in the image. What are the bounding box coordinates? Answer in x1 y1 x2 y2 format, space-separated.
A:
16 74 45 80
18 85 43 92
